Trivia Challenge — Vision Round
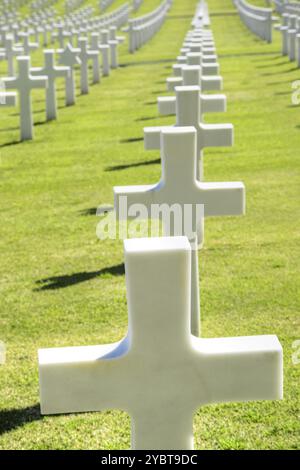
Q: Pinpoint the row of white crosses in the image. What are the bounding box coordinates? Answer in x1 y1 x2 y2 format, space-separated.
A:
277 9 300 66
128 0 172 53
65 0 85 15
38 4 283 450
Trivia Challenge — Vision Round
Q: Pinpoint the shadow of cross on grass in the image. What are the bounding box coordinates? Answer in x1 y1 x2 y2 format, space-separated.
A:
35 264 125 291
0 404 42 436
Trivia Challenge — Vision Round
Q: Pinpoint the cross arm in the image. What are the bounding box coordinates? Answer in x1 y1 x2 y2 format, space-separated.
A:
87 50 100 58
197 181 245 216
201 54 218 64
39 338 129 415
192 335 283 405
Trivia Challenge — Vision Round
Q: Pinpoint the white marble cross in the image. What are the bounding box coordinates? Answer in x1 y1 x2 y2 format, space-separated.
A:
167 64 223 92
31 49 70 121
101 29 118 70
3 56 48 141
77 37 99 94
58 43 81 106
55 24 71 49
114 127 245 336
21 32 39 55
39 235 283 450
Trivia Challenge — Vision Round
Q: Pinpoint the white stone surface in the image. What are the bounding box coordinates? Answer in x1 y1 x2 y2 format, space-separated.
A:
148 86 233 182
0 91 17 107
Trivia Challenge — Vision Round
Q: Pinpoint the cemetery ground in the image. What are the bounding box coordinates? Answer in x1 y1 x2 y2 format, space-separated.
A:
0 0 299 450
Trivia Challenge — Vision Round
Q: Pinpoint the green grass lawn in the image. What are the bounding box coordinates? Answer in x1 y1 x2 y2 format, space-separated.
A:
0 0 299 450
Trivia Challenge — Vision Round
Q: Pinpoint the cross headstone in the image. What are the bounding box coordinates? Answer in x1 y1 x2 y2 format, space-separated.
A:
31 49 70 121
114 128 245 336
167 65 223 92
39 235 283 450
58 42 81 106
3 36 23 76
2 56 48 141
146 86 233 182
